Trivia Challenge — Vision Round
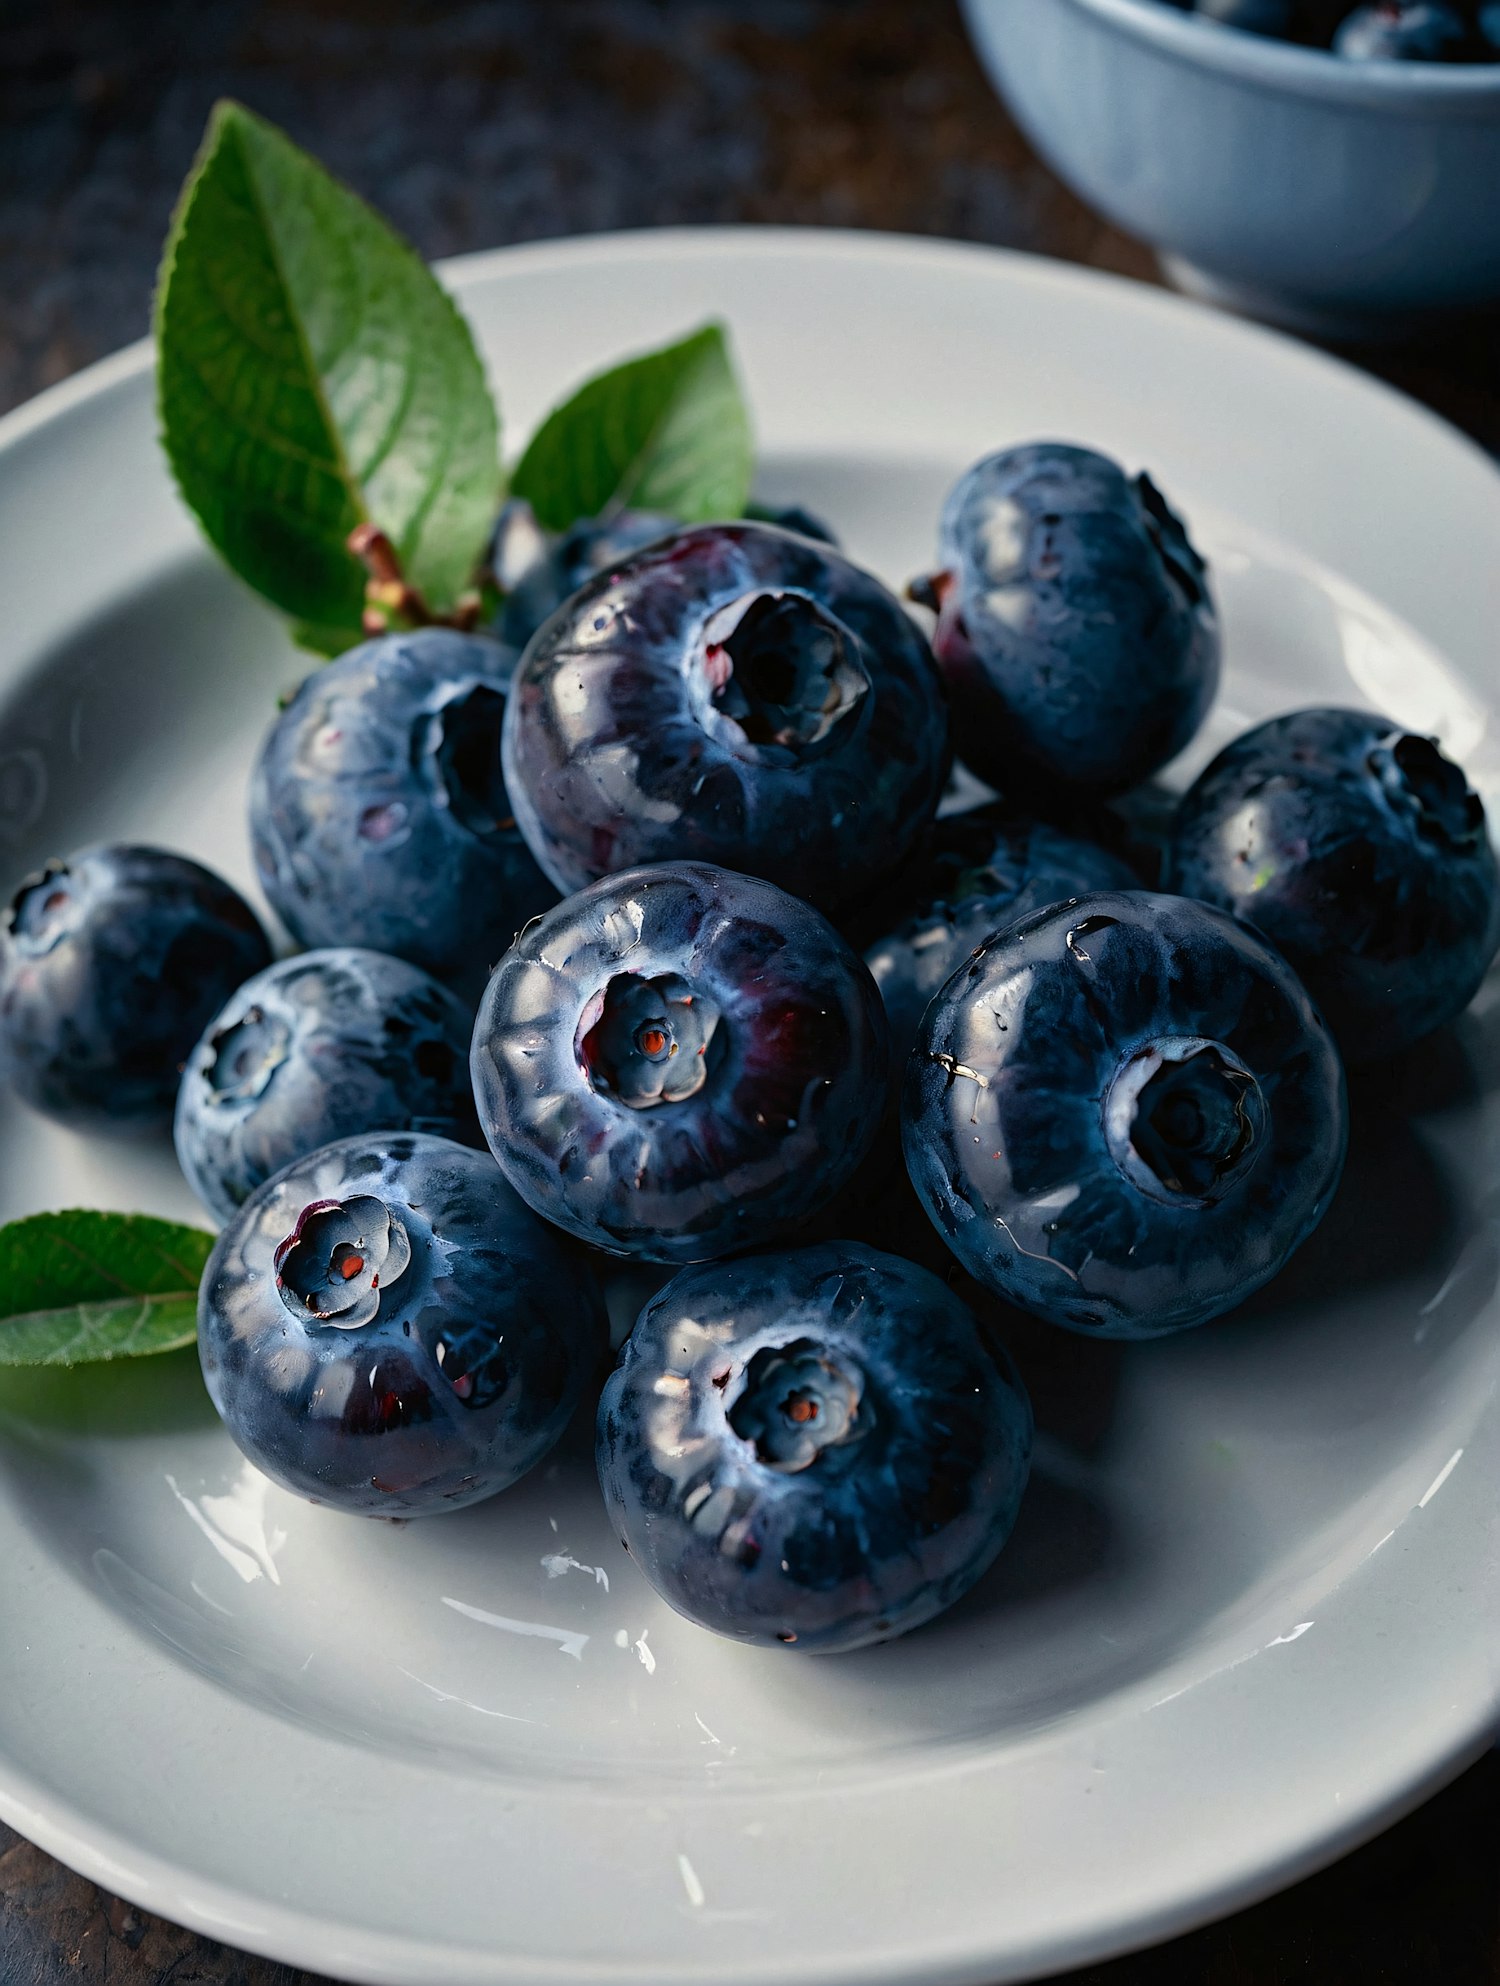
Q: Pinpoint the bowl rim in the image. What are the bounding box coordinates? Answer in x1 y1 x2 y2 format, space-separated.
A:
1056 0 1500 104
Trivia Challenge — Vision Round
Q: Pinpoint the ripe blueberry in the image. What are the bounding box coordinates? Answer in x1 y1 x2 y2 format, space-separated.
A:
0 845 270 1130
913 444 1218 799
597 1241 1033 1652
903 891 1348 1337
471 862 890 1262
1168 707 1500 1065
198 1133 607 1514
175 948 482 1222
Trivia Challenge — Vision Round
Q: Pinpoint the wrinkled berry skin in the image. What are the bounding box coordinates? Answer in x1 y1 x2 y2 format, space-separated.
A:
1333 3 1471 58
175 949 482 1222
1168 708 1500 1066
903 892 1347 1338
0 845 270 1131
597 1242 1032 1652
471 862 889 1263
865 810 1137 1067
915 444 1218 799
501 523 948 914
198 1133 607 1515
249 630 554 991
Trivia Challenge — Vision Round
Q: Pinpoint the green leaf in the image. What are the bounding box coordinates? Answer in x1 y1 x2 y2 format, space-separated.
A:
510 323 753 533
0 1212 216 1368
155 99 500 647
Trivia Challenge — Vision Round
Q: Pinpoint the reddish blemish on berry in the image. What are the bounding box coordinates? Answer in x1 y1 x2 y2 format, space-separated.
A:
339 1253 365 1280
451 1372 474 1400
638 1027 668 1056
785 1393 819 1424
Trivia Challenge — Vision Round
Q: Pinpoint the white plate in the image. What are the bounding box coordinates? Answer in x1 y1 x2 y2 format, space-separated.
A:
0 230 1497 1986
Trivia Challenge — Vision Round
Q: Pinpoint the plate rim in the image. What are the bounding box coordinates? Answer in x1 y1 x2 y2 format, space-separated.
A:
1 223 1497 1986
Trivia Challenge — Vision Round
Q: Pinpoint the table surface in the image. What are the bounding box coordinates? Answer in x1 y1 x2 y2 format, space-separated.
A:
1 3 1496 1983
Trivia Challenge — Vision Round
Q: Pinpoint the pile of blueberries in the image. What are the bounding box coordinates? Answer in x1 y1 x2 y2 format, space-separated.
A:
2 440 1496 1656
1158 0 1500 59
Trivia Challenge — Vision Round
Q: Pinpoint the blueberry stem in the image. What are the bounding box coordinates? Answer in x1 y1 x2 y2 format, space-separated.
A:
347 524 483 638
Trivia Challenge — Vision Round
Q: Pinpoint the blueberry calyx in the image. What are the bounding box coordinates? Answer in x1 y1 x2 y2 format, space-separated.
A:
7 863 79 955
1104 1037 1264 1205
205 1004 293 1104
274 1195 413 1329
578 970 723 1108
727 1338 867 1472
429 683 512 837
1136 472 1208 610
1371 732 1484 853
696 590 870 757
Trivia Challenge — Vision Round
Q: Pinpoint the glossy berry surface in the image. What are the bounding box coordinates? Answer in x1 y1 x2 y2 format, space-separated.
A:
915 444 1218 798
199 1133 607 1514
250 629 554 992
501 522 948 914
903 891 1347 1338
175 948 481 1222
0 844 270 1130
597 1242 1033 1653
488 500 838 670
471 862 889 1262
1168 707 1500 1066
1333 2 1471 56
488 502 679 668
865 809 1137 1068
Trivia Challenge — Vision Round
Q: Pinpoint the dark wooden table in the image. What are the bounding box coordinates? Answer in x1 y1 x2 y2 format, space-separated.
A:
1 3 1496 1982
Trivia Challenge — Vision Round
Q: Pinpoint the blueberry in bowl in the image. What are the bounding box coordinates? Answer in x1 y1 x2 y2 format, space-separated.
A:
500 521 948 915
912 444 1218 802
470 862 890 1263
1333 2 1473 59
0 844 271 1132
864 808 1138 1067
597 1241 1033 1652
903 890 1348 1338
1168 707 1500 1066
249 628 555 991
198 1132 608 1514
175 948 482 1222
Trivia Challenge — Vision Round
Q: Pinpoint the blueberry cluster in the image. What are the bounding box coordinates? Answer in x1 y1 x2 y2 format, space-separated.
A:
1156 0 1500 59
4 441 1494 1654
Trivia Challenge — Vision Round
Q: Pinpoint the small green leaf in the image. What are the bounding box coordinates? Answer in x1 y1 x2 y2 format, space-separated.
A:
0 1212 216 1368
156 100 500 648
510 323 753 533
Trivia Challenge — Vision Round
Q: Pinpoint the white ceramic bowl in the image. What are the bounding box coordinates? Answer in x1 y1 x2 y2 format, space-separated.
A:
960 0 1500 336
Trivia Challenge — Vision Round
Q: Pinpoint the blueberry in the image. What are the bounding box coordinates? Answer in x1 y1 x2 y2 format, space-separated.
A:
501 522 949 915
488 501 840 672
741 500 839 546
1333 2 1472 57
198 1132 607 1514
471 862 890 1263
175 948 482 1222
913 444 1218 799
488 502 680 667
903 891 1347 1338
1481 3 1500 51
0 845 271 1131
249 629 554 991
597 1241 1032 1652
864 810 1137 1067
1168 708 1500 1065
